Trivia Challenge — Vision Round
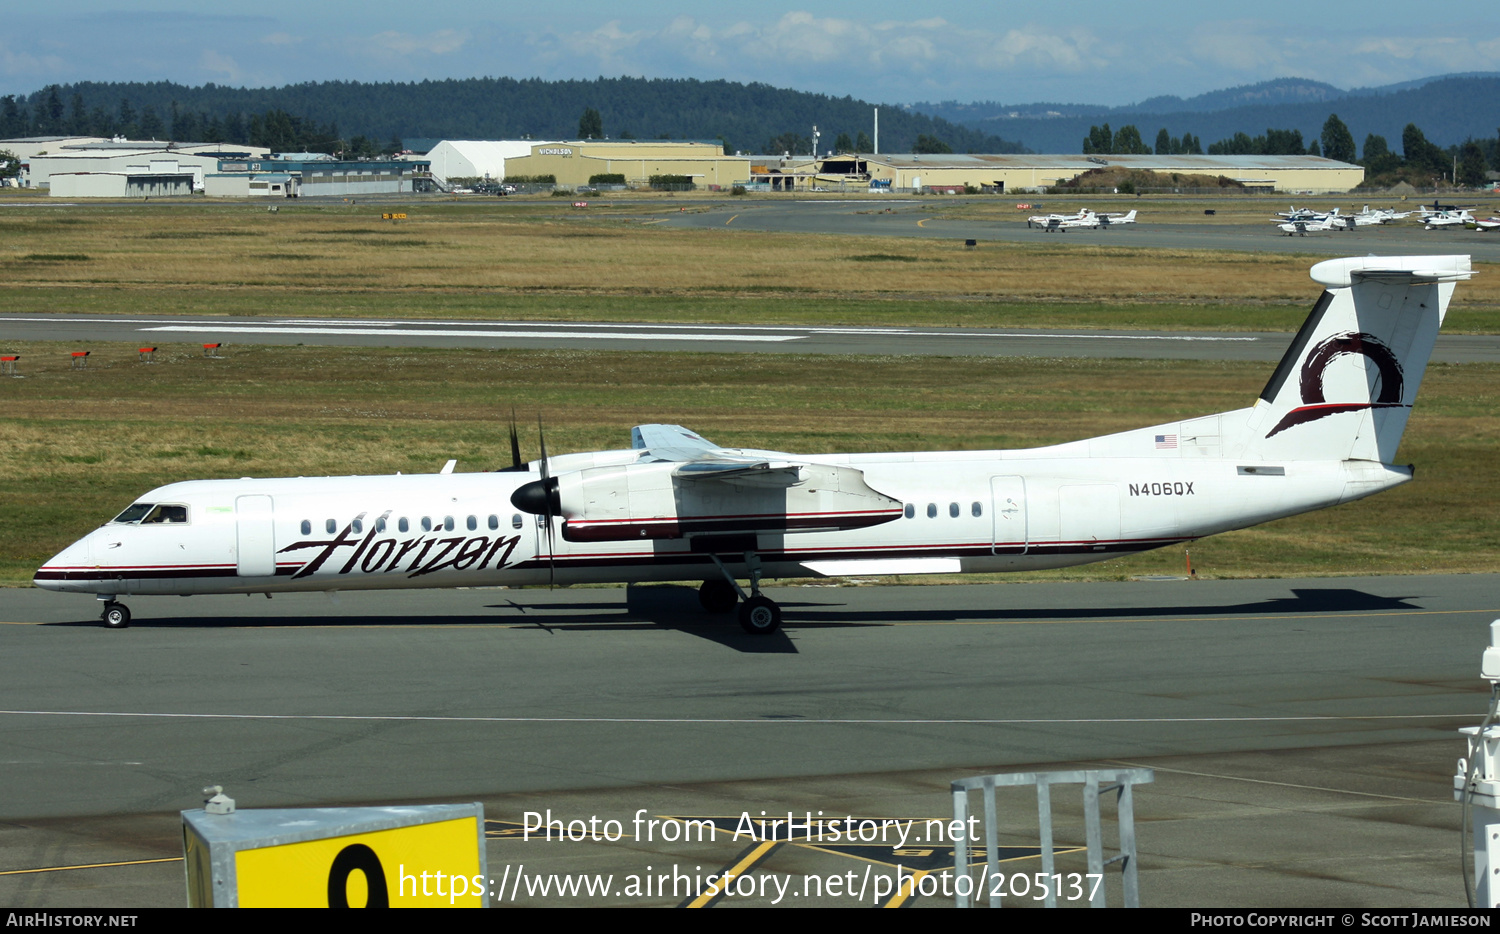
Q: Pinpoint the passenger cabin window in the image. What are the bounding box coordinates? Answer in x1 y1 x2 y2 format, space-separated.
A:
903 504 914 519
399 517 410 533
972 502 983 517
949 502 959 518
421 517 432 532
375 517 387 533
325 518 336 534
300 519 311 535
512 514 523 530
352 518 363 534
926 503 937 519
488 515 500 531
443 516 455 532
466 515 477 531
140 504 188 525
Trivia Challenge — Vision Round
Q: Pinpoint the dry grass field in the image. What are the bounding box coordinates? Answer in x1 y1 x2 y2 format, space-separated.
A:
2 197 1497 330
1 342 1495 587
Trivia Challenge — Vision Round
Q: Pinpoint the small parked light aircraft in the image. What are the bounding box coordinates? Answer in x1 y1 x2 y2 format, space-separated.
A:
1027 209 1092 230
36 255 1471 634
1275 216 1345 236
1352 205 1412 226
1420 207 1476 230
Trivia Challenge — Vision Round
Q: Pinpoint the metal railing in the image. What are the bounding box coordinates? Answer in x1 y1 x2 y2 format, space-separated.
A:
951 767 1153 907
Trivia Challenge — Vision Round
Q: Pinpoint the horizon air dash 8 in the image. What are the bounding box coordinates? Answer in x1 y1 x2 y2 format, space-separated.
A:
35 254 1471 634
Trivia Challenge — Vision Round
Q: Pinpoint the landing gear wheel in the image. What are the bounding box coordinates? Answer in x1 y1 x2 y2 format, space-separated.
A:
102 602 130 629
698 579 739 613
738 595 781 635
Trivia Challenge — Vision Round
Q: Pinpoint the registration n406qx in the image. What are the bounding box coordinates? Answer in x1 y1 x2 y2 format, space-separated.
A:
36 255 1471 634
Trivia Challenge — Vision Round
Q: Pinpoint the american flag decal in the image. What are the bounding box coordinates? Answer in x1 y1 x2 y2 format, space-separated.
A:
1155 434 1178 449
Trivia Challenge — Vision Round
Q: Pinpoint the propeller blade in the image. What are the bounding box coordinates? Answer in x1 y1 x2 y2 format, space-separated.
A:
509 409 523 471
497 408 526 472
538 415 556 589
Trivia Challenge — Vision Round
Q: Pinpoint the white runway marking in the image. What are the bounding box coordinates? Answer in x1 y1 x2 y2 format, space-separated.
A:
7 314 1264 343
0 709 1471 725
141 325 804 342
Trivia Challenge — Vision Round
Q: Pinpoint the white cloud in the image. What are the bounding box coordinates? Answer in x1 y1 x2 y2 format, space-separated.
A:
360 29 469 58
198 49 246 85
537 11 1108 94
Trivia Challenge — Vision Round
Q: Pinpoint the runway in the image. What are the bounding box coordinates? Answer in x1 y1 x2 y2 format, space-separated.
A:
5 312 1500 364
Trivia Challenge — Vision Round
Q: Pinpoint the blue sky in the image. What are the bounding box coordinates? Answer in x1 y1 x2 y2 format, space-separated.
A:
4 1 1498 104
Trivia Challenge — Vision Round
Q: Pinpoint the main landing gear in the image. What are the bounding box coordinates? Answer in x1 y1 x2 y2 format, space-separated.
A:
98 596 131 629
703 552 782 635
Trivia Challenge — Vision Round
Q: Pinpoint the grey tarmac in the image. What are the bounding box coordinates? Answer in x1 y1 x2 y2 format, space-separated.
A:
0 575 1491 906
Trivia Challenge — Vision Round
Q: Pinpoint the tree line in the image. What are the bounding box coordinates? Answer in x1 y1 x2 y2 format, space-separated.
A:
1 86 402 157
3 77 1026 157
1080 112 1498 187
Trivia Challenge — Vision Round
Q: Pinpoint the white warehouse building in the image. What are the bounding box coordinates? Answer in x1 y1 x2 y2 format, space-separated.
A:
423 140 556 184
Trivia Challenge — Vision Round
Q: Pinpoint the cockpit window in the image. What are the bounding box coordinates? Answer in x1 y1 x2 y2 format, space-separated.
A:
139 504 189 524
111 503 154 524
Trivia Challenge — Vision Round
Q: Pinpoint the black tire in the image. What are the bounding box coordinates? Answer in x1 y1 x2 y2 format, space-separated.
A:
698 580 739 613
738 596 781 635
102 602 130 629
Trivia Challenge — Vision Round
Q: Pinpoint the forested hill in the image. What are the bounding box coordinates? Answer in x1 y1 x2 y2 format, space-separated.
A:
6 76 1026 155
911 75 1500 153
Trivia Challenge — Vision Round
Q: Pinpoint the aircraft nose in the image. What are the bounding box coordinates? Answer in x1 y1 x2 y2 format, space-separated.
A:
33 533 93 591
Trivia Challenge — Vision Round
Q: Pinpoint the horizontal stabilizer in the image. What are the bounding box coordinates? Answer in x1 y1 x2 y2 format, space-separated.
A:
1310 255 1472 288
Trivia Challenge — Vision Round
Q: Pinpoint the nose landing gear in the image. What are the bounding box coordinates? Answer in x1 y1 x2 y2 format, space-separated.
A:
100 600 131 629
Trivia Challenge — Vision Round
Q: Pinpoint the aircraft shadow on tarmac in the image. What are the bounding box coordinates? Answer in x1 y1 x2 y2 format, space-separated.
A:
41 587 1425 655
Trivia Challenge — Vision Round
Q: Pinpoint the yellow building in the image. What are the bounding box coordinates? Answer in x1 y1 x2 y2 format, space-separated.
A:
807 153 1364 194
503 139 749 190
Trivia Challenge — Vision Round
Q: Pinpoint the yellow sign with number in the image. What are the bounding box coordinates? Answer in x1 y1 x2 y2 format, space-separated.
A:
235 816 484 907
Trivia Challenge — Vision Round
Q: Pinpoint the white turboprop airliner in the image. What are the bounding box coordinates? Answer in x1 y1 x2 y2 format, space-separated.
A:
36 255 1471 634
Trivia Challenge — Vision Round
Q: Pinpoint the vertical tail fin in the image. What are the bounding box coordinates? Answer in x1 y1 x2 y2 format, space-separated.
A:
1226 255 1471 462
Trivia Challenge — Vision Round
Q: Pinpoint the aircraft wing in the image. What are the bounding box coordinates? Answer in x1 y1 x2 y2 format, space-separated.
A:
631 423 727 461
535 424 905 542
632 423 803 481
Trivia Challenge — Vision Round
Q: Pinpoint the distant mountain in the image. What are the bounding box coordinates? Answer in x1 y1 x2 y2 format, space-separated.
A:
911 73 1500 152
8 77 1026 156
1130 78 1347 115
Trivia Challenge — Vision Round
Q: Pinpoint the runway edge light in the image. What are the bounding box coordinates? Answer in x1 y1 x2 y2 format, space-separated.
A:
181 794 487 907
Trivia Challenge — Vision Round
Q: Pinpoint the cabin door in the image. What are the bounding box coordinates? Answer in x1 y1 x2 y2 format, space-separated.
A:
236 495 277 577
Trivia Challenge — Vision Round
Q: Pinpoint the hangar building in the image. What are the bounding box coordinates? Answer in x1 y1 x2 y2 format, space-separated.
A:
792 153 1365 194
205 153 431 197
20 139 271 192
500 139 748 190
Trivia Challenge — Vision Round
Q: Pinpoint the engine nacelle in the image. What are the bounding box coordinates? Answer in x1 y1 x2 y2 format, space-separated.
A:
553 462 902 542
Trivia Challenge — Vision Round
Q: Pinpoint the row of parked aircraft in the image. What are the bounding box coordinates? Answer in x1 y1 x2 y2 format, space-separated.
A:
35 254 1473 634
1026 209 1138 231
1275 203 1499 235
